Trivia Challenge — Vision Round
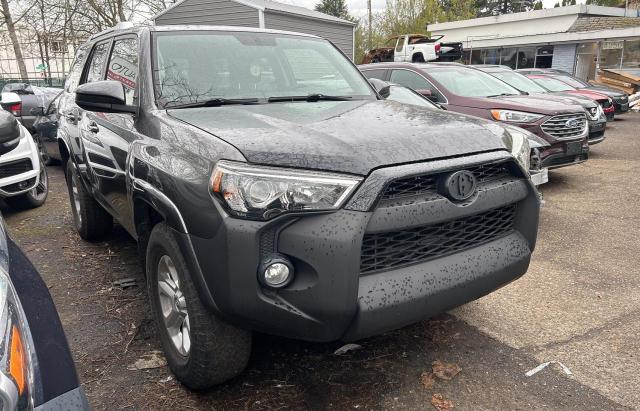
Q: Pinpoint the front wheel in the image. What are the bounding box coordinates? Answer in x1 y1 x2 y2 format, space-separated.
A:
6 164 49 209
147 223 252 390
65 159 112 241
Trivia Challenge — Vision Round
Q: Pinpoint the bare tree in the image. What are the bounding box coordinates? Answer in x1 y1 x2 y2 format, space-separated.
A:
0 0 28 79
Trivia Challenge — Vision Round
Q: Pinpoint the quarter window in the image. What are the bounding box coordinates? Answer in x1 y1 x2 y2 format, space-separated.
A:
65 47 89 92
85 42 110 83
107 38 139 105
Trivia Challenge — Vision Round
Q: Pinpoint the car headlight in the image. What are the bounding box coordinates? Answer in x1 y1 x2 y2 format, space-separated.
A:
490 110 543 123
211 160 362 220
586 106 600 121
502 126 532 173
0 268 34 410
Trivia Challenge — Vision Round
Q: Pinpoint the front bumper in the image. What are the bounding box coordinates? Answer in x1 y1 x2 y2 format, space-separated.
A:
0 128 41 197
614 101 629 114
184 151 540 342
588 118 606 145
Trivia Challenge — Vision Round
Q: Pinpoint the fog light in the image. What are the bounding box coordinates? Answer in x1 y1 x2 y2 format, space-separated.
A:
259 255 294 288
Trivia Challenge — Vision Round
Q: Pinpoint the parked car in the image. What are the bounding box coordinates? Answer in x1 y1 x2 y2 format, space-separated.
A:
369 78 549 185
475 65 608 145
360 62 590 170
59 25 540 389
0 115 88 410
362 34 462 64
0 84 61 132
31 91 63 164
518 70 629 114
0 103 48 209
524 74 616 121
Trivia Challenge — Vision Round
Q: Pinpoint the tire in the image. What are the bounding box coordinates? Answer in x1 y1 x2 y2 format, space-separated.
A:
65 159 112 241
412 53 425 63
146 223 251 390
6 164 49 209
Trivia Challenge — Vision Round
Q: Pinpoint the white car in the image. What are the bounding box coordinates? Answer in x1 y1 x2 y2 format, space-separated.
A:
0 94 48 209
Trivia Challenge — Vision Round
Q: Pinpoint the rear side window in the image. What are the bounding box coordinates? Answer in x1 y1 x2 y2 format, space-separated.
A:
65 47 89 92
85 42 111 83
107 37 139 105
362 69 387 80
390 70 430 90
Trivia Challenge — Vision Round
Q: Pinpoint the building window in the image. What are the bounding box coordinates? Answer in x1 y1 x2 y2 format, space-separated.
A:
485 49 500 65
500 48 517 69
535 46 553 68
516 47 535 69
600 41 624 69
50 40 64 53
622 39 640 69
470 49 483 65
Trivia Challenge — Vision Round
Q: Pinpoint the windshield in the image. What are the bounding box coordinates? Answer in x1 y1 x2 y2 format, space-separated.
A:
153 31 375 108
427 67 521 97
491 71 548 94
529 76 575 92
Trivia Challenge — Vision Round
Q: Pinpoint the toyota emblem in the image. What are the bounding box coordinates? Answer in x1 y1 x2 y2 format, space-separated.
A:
441 170 477 201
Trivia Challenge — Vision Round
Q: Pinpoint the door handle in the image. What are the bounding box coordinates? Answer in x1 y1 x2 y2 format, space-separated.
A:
87 122 99 133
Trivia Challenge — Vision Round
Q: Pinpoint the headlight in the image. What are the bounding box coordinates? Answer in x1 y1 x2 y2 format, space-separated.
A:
586 106 600 121
0 268 34 410
211 160 362 220
502 126 532 173
491 110 543 123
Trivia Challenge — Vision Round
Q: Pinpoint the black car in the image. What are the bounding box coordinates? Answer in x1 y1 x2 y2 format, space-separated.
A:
31 91 63 164
58 25 540 389
0 113 88 410
516 70 629 114
475 66 608 145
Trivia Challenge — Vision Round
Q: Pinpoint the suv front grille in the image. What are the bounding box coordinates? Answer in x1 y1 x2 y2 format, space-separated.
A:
380 162 512 201
541 113 587 140
360 204 517 274
0 159 32 179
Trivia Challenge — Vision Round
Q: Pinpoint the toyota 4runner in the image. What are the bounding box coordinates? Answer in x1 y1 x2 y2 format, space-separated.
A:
58 25 540 389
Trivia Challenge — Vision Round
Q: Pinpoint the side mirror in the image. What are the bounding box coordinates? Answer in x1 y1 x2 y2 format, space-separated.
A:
0 111 22 155
30 107 44 116
75 80 136 114
416 89 438 102
0 92 21 106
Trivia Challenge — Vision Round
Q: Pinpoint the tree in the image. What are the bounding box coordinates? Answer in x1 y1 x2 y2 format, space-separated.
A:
533 0 543 8
0 0 28 79
315 0 350 19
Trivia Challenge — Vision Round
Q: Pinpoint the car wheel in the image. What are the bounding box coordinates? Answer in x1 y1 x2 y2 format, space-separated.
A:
146 223 251 390
5 164 49 209
65 159 112 241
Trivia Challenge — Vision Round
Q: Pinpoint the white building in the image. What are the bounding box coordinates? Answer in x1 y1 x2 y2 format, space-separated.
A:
427 5 640 80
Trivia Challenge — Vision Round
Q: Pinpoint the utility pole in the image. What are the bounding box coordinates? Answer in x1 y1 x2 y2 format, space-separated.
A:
367 0 372 50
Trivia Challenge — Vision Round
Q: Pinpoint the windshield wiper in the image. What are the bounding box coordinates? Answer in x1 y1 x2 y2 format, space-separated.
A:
166 98 261 109
268 94 352 103
486 93 519 98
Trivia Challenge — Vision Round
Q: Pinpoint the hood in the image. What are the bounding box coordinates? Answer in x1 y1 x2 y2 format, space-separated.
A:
168 100 509 175
583 86 625 98
526 92 597 109
566 89 610 102
455 94 584 115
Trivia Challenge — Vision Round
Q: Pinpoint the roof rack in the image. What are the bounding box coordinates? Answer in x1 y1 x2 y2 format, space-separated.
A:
89 21 136 40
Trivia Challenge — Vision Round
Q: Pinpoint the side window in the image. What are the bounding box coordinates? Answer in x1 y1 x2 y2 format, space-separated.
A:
395 37 404 53
390 70 430 90
106 37 139 105
65 47 89 92
85 42 111 83
362 69 387 81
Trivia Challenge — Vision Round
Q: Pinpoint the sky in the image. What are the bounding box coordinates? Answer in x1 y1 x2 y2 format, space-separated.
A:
278 0 587 18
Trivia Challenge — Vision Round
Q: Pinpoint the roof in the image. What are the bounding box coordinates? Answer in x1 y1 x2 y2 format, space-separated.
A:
428 5 638 31
568 16 640 32
153 0 355 26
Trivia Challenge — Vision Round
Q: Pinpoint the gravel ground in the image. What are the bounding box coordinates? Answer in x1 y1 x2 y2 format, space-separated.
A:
3 113 639 410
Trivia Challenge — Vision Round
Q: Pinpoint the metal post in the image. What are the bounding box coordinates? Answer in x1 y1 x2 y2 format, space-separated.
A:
368 0 372 50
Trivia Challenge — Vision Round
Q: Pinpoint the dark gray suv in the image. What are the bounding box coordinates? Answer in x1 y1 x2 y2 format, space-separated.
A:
57 25 540 389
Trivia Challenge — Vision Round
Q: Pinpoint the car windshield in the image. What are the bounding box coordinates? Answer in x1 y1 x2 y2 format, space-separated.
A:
530 76 575 92
491 71 548 94
152 31 375 108
552 75 588 88
426 67 521 97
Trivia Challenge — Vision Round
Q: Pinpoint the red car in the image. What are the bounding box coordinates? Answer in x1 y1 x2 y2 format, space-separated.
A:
525 74 615 121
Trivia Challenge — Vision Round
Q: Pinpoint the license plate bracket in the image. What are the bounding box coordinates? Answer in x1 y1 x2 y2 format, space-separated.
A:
566 141 582 155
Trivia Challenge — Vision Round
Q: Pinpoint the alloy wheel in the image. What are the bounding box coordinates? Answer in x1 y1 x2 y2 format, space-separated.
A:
70 171 82 225
157 255 191 356
31 166 48 201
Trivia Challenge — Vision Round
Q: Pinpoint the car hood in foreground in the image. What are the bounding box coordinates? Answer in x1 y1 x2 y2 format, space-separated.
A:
168 100 509 175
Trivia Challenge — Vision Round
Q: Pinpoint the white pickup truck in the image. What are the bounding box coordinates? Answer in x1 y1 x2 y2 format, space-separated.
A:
362 34 463 64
